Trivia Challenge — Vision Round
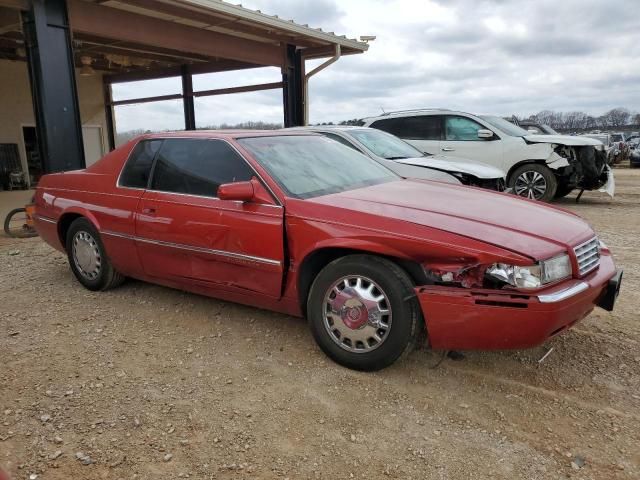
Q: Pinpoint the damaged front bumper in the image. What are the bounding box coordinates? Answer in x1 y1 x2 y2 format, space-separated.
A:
553 145 614 195
415 252 620 350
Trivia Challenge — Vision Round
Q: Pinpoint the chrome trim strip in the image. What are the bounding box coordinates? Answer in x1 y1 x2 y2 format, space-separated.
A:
538 282 589 303
34 214 57 224
101 230 281 267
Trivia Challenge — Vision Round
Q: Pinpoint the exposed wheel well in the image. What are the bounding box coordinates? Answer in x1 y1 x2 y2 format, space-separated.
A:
57 213 84 250
297 247 427 317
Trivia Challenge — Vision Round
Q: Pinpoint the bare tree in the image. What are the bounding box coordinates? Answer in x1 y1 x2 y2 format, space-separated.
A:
602 108 631 127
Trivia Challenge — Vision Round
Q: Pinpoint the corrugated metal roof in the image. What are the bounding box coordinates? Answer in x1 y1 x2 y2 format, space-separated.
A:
168 0 369 52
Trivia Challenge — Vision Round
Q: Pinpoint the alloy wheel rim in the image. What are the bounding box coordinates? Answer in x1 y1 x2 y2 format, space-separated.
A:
514 171 547 200
72 231 102 280
322 275 392 353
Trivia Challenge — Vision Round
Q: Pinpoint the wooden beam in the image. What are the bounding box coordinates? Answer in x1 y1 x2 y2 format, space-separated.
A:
111 93 183 107
0 0 30 10
193 81 283 98
104 60 262 84
67 0 283 67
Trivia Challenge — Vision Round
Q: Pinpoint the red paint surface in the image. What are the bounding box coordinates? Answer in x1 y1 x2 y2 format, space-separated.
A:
33 131 618 351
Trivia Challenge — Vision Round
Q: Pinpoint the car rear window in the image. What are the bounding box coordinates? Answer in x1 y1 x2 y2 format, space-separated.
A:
119 140 162 188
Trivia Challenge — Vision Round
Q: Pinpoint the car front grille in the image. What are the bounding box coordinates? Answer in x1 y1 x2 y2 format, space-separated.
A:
574 237 600 276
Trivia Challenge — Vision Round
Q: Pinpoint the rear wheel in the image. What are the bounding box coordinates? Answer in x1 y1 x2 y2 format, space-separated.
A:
509 164 557 202
66 218 125 291
307 254 422 371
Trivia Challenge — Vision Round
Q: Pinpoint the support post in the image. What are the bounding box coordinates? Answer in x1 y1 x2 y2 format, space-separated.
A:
22 0 85 173
181 64 196 130
282 44 304 127
103 78 116 151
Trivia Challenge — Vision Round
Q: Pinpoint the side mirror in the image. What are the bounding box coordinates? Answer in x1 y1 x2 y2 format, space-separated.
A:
218 181 254 202
477 129 494 139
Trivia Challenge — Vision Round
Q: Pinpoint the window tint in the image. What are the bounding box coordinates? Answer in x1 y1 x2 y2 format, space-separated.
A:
119 140 162 188
151 139 254 197
322 133 361 152
370 118 404 136
371 116 440 140
444 116 484 141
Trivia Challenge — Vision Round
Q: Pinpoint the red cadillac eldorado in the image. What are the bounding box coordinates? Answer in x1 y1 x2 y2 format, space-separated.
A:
33 131 622 371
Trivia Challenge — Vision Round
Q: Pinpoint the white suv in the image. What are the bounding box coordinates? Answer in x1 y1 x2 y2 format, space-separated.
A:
363 109 613 202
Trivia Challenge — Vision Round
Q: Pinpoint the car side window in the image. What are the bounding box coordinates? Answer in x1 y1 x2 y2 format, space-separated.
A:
402 116 441 140
444 116 485 141
372 116 441 141
370 118 403 136
119 140 162 188
322 133 362 152
151 139 254 197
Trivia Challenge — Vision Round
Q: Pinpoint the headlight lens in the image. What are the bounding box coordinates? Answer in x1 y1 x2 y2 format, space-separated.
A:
486 254 571 289
540 255 572 284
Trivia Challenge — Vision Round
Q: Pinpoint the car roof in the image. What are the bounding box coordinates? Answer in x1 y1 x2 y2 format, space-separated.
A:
137 129 319 141
362 108 463 122
286 125 369 132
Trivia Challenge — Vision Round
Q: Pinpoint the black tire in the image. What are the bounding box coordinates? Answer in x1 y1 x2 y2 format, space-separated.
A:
554 183 574 199
65 217 125 291
307 254 422 371
4 208 38 238
508 164 558 202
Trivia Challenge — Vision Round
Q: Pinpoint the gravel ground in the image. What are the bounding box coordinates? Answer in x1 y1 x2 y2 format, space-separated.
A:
1 170 639 479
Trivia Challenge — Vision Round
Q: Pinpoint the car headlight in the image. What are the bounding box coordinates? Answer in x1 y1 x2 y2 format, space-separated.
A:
486 254 571 289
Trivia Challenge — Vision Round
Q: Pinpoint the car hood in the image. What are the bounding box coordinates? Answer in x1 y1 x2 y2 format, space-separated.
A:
524 134 603 147
310 179 593 260
394 155 505 179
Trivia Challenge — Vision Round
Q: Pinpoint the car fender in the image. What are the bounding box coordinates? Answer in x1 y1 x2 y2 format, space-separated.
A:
58 205 103 240
300 237 415 265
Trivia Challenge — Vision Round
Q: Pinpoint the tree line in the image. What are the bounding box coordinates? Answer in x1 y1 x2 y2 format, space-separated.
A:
515 108 640 131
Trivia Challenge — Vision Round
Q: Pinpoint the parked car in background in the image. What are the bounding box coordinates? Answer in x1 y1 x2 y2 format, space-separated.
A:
32 131 621 371
581 133 620 164
363 109 613 202
630 147 640 168
290 126 507 191
513 120 559 135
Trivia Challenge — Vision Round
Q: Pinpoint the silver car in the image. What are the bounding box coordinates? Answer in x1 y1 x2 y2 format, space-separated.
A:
291 126 507 191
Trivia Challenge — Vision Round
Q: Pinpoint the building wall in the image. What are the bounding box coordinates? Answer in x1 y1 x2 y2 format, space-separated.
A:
0 59 109 183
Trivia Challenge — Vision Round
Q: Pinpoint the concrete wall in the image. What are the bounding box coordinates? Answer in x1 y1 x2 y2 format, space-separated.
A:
0 59 109 182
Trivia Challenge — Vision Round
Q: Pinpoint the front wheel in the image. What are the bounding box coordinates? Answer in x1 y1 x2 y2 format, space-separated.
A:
307 255 422 371
509 164 558 202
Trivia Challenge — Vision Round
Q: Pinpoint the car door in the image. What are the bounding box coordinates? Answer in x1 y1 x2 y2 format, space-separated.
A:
135 137 285 298
439 115 503 168
370 115 442 155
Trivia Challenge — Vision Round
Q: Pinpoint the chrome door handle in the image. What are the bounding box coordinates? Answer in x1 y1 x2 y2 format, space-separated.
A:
142 207 156 214
441 147 455 152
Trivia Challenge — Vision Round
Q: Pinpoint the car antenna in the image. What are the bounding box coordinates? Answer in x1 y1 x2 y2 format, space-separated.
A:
380 106 386 114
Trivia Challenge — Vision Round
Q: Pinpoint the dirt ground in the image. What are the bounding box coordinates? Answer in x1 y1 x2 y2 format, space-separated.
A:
1 170 639 480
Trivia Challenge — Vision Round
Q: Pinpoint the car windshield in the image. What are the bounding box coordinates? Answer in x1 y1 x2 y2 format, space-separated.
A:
480 115 530 137
347 129 424 159
541 124 559 134
238 135 398 199
610 134 624 142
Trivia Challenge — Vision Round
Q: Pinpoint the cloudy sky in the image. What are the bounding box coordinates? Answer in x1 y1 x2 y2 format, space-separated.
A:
112 0 640 133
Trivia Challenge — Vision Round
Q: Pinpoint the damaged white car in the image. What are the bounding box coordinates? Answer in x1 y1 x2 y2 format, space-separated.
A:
363 109 614 202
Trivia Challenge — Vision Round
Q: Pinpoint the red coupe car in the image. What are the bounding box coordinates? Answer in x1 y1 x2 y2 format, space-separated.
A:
33 131 622 371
